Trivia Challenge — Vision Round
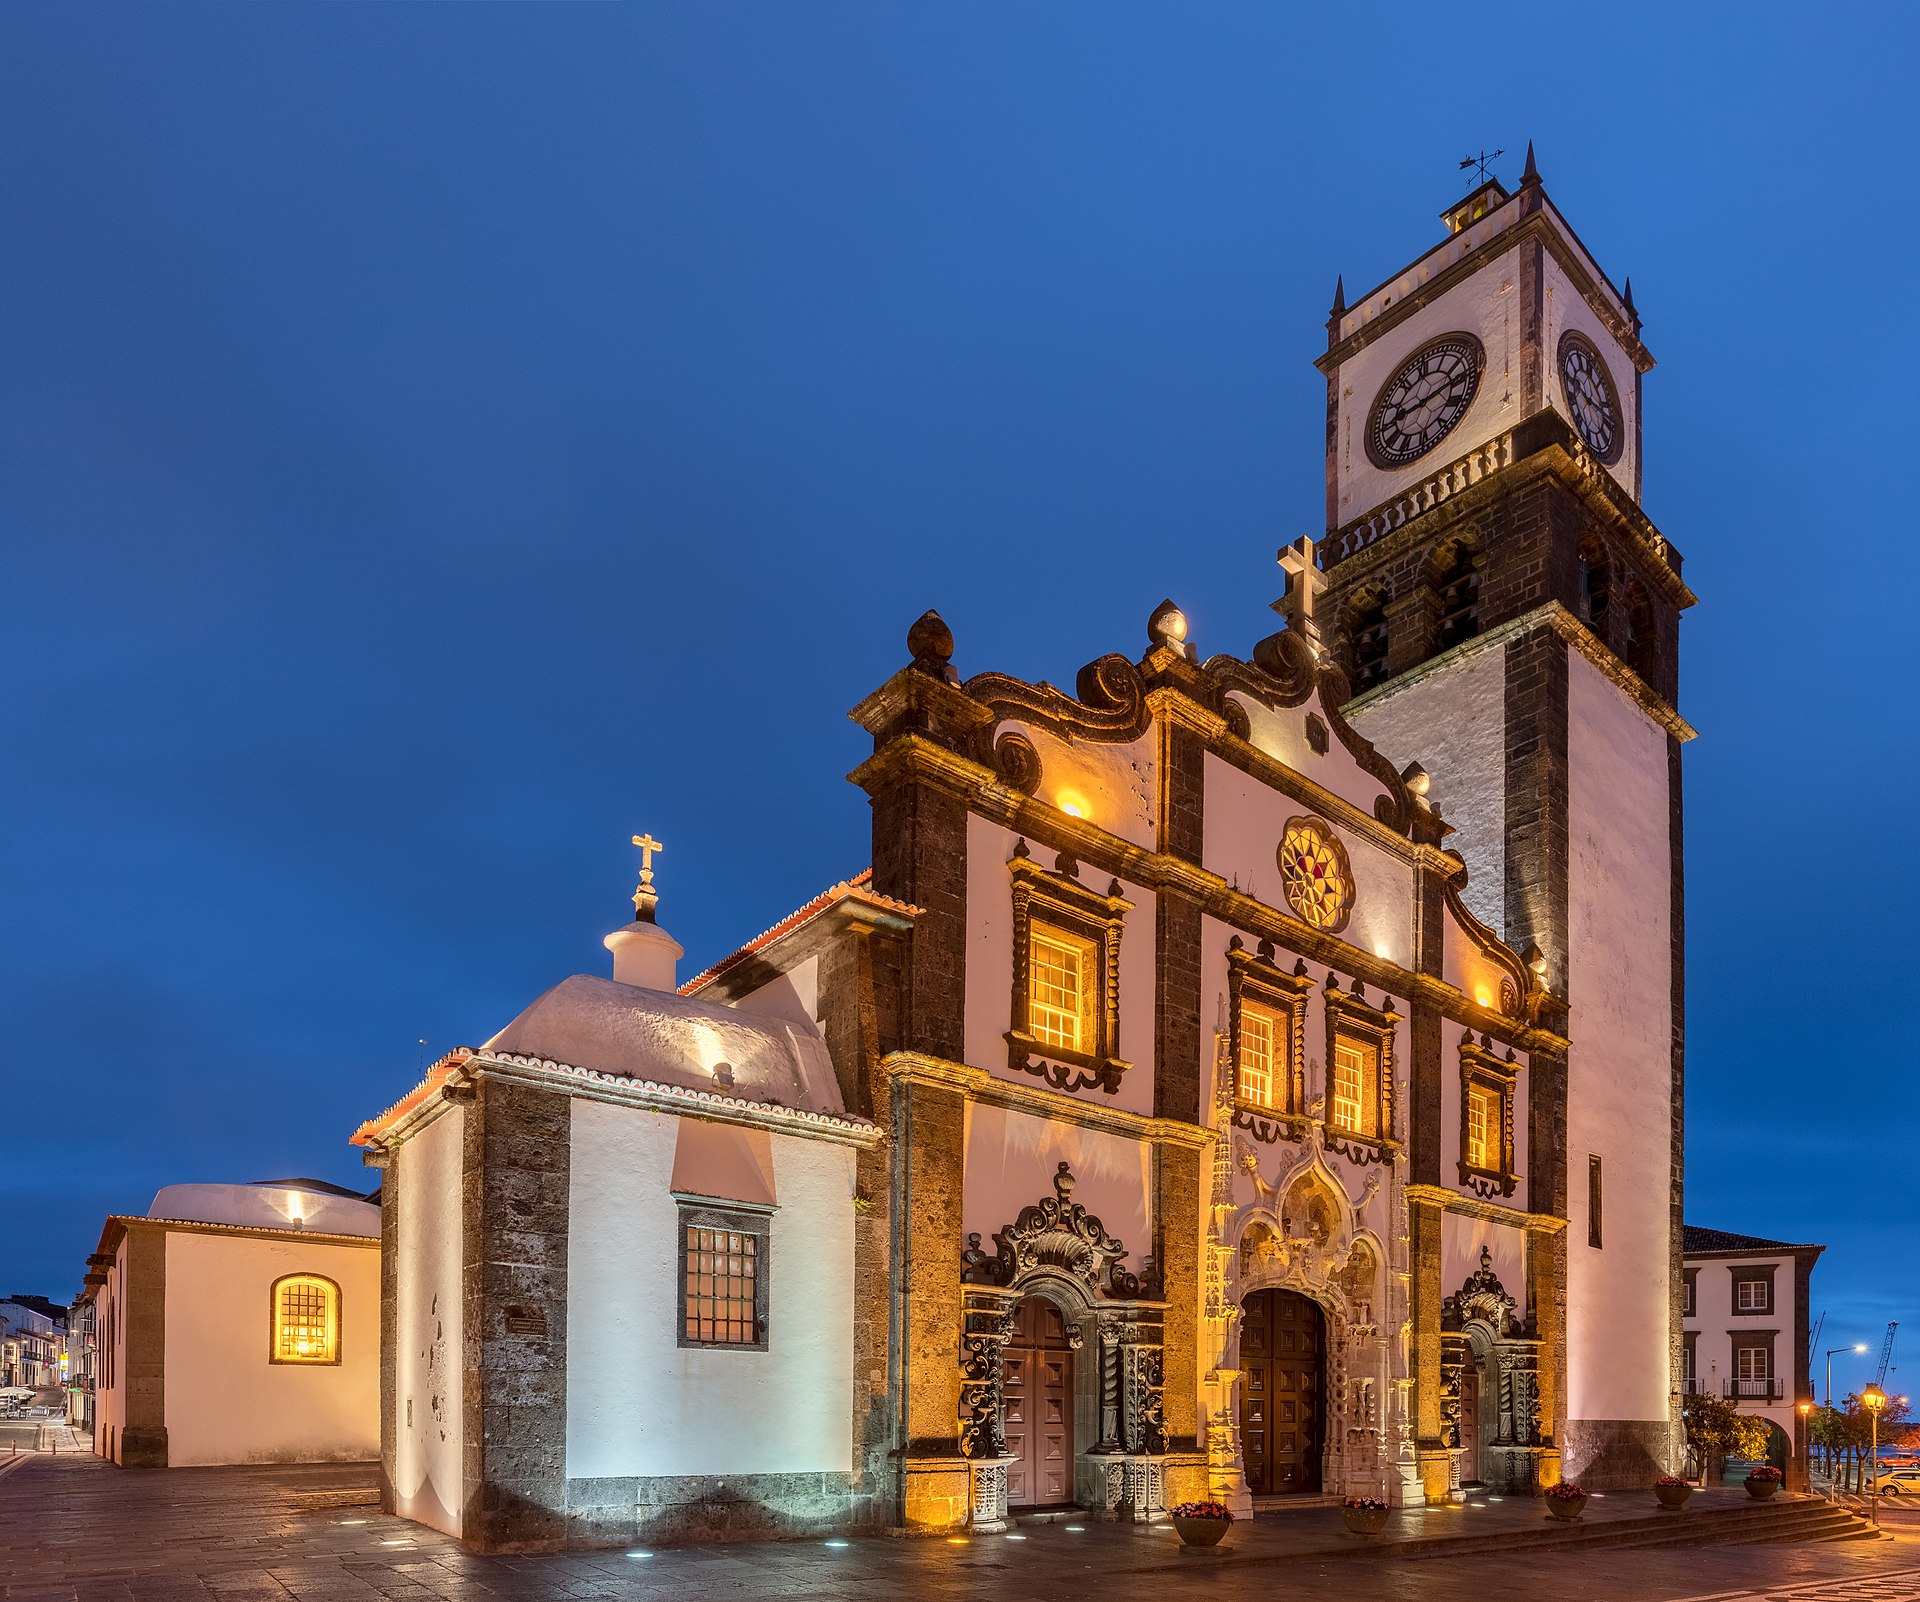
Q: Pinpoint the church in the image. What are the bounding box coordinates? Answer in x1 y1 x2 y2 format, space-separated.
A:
352 149 1691 1550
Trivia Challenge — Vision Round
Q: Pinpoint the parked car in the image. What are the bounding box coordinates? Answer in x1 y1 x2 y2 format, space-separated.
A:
1871 1465 1920 1496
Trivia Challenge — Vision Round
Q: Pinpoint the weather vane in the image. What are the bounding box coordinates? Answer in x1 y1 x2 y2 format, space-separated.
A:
1459 148 1504 185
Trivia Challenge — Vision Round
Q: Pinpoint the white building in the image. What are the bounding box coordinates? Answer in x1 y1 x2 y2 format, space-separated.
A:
82 1179 381 1468
1682 1225 1821 1488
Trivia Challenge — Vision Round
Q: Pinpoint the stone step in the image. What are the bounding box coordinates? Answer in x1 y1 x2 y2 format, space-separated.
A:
1388 1496 1875 1562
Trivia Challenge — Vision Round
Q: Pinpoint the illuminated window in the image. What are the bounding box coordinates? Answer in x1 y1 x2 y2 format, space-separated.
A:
1278 818 1354 933
270 1274 340 1365
1465 1083 1498 1169
678 1203 769 1350
1237 1002 1279 1108
1331 1034 1376 1136
1029 925 1095 1054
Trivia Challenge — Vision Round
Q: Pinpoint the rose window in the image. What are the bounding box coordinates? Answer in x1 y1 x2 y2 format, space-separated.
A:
1278 818 1353 933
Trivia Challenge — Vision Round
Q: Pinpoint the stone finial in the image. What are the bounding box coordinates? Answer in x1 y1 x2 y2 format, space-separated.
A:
1051 1161 1076 1202
1521 140 1540 188
1522 943 1549 979
1401 762 1432 809
907 609 958 683
1329 274 1346 320
1148 597 1192 657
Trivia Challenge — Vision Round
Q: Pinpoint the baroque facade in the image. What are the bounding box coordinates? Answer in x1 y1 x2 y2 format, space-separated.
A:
356 155 1689 1549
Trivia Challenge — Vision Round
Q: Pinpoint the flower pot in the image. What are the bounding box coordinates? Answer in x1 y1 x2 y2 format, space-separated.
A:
1655 1482 1691 1510
1341 1505 1391 1535
1744 1476 1780 1501
1171 1515 1230 1548
1545 1493 1587 1522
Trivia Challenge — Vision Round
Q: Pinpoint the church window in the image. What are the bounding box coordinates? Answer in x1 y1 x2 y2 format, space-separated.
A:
1456 1035 1519 1194
269 1274 340 1365
1622 581 1656 682
1331 1036 1374 1135
1277 817 1354 934
1028 925 1094 1054
1578 538 1612 635
1349 591 1390 692
1006 844 1132 1095
1227 944 1311 1118
1322 977 1397 1148
1432 546 1482 651
1588 1156 1604 1248
677 1202 770 1350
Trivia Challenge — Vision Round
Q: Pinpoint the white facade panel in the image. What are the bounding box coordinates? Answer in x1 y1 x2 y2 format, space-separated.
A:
394 1106 466 1536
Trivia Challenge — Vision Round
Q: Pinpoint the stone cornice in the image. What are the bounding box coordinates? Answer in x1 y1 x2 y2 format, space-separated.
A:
94 1215 380 1250
882 1051 1215 1150
1342 600 1697 744
1405 1183 1568 1233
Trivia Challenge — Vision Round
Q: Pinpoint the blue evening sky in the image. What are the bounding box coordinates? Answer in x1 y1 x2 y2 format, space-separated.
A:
5 4 1914 1389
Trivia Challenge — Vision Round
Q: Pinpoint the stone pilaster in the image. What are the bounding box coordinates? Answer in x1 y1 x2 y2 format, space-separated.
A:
119 1223 168 1469
896 1072 969 1531
1409 1194 1448 1502
1153 1141 1200 1456
463 1075 572 1551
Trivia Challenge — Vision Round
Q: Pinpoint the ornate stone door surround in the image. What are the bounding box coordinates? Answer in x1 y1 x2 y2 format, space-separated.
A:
1223 1133 1405 1504
1438 1247 1544 1494
959 1161 1168 1530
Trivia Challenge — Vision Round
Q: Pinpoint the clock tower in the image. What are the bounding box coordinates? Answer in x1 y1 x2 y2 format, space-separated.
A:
1311 147 1696 1489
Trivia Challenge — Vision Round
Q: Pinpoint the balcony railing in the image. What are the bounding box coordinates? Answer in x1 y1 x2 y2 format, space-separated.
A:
1725 1377 1784 1401
1682 1376 1709 1394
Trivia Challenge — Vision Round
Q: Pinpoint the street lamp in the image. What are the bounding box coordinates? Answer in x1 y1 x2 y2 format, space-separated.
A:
1826 1343 1869 1406
1799 1400 1818 1499
1864 1384 1887 1527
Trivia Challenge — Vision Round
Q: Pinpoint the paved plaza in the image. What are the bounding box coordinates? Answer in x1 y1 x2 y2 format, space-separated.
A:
5 1451 1920 1602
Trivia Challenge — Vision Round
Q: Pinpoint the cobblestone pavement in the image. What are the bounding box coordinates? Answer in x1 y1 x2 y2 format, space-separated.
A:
5 1453 1920 1602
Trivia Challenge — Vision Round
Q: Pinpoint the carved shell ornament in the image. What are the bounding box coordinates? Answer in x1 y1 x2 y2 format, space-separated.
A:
1278 816 1354 933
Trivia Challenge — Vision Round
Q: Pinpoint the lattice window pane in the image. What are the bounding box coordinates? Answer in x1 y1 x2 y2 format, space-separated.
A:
1332 1037 1375 1136
1736 1279 1767 1312
1029 926 1093 1054
685 1225 759 1346
1238 1003 1279 1108
1736 1344 1770 1380
274 1277 336 1363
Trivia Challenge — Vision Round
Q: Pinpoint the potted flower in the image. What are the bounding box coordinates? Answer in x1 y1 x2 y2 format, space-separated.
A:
1168 1500 1233 1548
1341 1495 1390 1535
1743 1464 1783 1501
1544 1480 1589 1522
1655 1474 1691 1510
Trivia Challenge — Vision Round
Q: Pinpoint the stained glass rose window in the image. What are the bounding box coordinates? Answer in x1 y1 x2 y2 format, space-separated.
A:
1278 817 1353 933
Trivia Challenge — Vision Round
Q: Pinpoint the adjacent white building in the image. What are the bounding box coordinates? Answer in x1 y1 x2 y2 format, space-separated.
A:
1681 1225 1821 1488
82 1179 381 1468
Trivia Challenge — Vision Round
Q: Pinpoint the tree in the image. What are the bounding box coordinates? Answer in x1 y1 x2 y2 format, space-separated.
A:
1683 1393 1771 1484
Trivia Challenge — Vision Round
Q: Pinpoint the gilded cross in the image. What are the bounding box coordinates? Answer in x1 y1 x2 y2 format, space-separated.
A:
1274 536 1327 655
630 832 664 919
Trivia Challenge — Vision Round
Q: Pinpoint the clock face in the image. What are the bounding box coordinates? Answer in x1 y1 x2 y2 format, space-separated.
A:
1365 334 1485 469
1558 330 1624 464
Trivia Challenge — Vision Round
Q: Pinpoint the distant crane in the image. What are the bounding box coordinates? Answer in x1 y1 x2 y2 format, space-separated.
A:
1810 1311 1827 1370
1876 1322 1899 1388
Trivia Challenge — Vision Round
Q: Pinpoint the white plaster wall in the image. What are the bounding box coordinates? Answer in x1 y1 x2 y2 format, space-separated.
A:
1566 650 1673 1424
1684 1254 1793 1392
1201 753 1412 970
1349 644 1507 934
730 955 820 1028
566 1099 857 1479
1332 245 1524 524
1226 691 1392 826
1441 1214 1528 1320
1008 723 1157 854
1542 251 1639 493
394 1106 465 1536
962 1104 1150 1263
963 814 1156 1116
162 1232 380 1466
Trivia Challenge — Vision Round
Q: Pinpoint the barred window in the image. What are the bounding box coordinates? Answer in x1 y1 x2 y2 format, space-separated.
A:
1028 925 1094 1054
677 1202 770 1350
270 1274 340 1364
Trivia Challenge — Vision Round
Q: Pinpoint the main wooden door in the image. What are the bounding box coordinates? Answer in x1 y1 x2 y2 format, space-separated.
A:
1003 1297 1074 1507
1239 1288 1325 1494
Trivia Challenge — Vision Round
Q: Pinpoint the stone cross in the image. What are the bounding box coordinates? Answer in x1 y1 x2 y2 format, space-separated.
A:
1274 536 1327 654
630 832 664 920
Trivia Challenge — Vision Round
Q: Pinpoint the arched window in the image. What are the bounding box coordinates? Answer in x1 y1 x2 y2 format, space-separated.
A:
1622 581 1656 683
270 1273 341 1365
1432 544 1481 651
1349 589 1390 691
1577 537 1611 636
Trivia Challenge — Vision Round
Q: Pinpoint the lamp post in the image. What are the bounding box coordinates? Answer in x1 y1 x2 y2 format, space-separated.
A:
1799 1400 1818 1498
1864 1384 1887 1526
1826 1343 1869 1406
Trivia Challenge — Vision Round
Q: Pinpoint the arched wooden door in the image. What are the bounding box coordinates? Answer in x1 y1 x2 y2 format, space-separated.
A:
1239 1288 1325 1494
1003 1297 1075 1508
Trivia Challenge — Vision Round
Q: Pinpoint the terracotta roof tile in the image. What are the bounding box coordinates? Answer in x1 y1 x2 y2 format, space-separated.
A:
679 870 920 996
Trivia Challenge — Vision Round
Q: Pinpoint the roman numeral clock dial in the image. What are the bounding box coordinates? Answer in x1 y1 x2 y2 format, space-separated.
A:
1557 330 1624 465
1365 334 1486 469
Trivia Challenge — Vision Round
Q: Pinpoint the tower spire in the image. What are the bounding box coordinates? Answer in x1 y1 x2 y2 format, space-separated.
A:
1521 140 1541 188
